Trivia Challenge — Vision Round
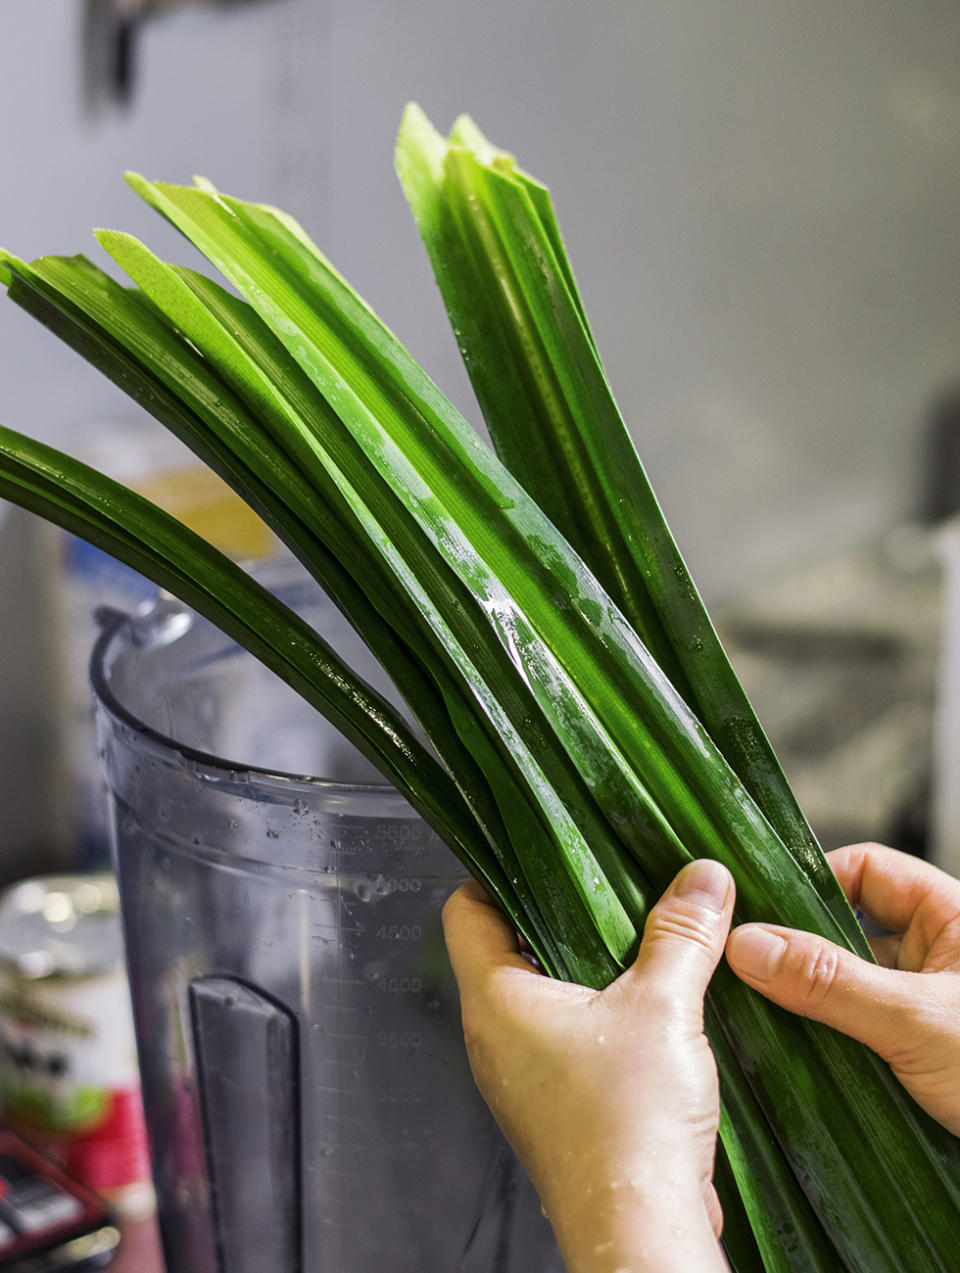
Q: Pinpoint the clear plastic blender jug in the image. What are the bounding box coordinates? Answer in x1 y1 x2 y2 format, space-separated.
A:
90 567 559 1273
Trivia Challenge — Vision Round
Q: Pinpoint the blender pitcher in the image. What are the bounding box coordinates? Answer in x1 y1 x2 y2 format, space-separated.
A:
90 566 559 1273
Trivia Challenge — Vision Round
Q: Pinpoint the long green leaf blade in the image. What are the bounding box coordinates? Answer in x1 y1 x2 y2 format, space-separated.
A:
0 251 575 980
0 425 512 897
4 155 960 1267
395 104 870 960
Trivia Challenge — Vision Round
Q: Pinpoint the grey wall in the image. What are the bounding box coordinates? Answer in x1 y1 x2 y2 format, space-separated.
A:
5 1 960 593
317 0 960 593
7 1 960 590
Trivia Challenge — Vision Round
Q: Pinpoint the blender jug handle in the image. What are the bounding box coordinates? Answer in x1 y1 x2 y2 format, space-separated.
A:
189 977 302 1273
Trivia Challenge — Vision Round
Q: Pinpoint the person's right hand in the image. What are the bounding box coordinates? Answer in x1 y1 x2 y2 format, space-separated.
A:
726 842 960 1135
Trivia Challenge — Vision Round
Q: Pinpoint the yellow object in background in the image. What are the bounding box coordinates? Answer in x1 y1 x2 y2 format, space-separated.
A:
133 466 275 564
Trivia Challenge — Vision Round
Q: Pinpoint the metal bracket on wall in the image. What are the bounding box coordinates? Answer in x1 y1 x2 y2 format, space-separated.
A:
82 0 277 110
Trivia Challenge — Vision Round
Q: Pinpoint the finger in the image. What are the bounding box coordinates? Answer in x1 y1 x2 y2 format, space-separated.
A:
704 1181 723 1240
622 860 734 1015
726 922 914 1055
826 843 960 939
441 881 534 997
869 934 902 969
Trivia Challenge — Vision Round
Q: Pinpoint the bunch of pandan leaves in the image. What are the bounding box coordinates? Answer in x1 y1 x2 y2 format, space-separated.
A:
1 106 958 1271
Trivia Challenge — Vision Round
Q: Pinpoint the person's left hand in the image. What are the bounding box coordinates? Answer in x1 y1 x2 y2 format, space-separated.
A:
442 860 735 1273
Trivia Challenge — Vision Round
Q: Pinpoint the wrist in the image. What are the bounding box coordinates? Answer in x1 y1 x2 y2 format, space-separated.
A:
544 1174 724 1273
555 1194 722 1273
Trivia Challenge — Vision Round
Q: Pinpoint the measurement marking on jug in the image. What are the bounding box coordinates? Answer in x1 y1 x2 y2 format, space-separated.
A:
375 976 423 995
374 877 422 894
375 924 422 942
374 823 426 844
375 1030 423 1050
376 1087 424 1105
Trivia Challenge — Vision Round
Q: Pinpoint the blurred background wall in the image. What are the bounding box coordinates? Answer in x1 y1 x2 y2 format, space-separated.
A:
2 0 960 870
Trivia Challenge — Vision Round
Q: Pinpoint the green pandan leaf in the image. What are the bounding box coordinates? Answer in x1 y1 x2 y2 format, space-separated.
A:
0 110 957 1269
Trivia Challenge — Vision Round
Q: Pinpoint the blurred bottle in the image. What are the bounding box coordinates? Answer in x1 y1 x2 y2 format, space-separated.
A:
0 873 154 1219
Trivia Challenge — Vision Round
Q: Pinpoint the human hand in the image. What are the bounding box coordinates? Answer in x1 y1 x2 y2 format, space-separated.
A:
726 842 960 1135
442 860 734 1273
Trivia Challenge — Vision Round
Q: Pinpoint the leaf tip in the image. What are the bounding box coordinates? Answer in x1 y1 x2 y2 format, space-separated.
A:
449 114 508 168
123 170 160 207
399 100 428 132
449 113 479 142
395 103 449 196
93 229 153 280
93 227 132 251
398 102 446 152
0 249 30 289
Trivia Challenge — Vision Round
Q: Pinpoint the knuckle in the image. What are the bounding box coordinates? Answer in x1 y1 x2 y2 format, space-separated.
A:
929 916 960 971
459 1007 482 1050
459 979 520 1048
440 892 459 931
646 902 720 954
459 998 495 1054
800 942 842 1006
441 884 467 921
835 840 886 859
440 887 473 940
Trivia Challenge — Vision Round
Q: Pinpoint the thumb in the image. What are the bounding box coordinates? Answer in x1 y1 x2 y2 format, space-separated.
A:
726 923 915 1054
624 860 734 1018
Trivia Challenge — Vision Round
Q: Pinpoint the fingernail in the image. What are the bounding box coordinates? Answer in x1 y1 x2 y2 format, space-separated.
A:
674 860 730 913
727 927 786 981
